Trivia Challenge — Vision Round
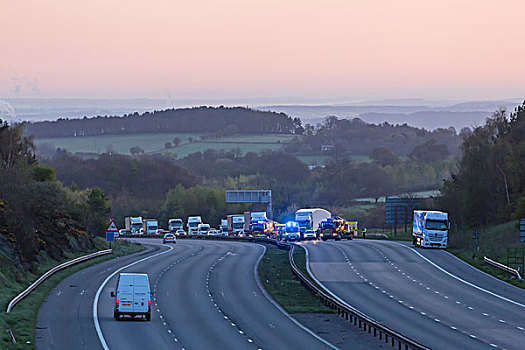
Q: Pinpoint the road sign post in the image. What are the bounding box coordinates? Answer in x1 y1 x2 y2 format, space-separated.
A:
225 190 272 219
105 219 119 249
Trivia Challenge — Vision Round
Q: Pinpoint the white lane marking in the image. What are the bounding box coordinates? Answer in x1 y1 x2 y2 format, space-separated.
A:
393 242 525 308
93 243 174 350
57 291 62 296
255 244 340 350
518 326 525 330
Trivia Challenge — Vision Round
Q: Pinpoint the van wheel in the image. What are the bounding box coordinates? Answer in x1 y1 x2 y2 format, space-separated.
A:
113 311 120 321
412 237 416 246
145 312 151 321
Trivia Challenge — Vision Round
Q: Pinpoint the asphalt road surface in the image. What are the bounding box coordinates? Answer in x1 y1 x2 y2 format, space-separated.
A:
301 239 525 350
36 239 337 350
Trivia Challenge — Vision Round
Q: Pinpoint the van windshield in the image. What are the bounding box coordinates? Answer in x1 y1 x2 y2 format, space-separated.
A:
426 220 448 231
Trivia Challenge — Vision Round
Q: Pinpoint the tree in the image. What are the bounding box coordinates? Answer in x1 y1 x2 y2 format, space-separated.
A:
370 147 399 167
130 146 144 155
165 142 173 149
409 139 449 163
172 137 181 147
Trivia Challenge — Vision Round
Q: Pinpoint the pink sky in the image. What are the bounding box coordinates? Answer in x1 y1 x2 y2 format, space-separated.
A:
1 0 524 100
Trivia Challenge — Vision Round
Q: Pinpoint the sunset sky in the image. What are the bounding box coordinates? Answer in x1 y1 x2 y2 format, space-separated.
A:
1 0 524 101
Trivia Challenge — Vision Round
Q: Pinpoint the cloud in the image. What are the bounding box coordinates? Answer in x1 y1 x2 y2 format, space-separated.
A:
9 71 40 96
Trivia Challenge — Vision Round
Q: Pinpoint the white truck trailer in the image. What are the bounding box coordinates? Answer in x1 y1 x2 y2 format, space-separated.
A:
412 210 449 248
187 216 202 235
295 208 331 234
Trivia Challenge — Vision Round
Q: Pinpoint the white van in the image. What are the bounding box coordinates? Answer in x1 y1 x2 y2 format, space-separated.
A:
198 223 210 235
111 273 151 321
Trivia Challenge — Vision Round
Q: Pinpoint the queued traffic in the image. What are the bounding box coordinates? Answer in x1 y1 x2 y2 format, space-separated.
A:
119 208 361 242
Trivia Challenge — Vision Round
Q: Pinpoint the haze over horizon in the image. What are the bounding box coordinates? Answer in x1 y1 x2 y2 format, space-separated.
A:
1 1 524 101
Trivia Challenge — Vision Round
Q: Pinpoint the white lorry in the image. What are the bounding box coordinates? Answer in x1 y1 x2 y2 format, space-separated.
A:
295 208 331 236
412 210 449 248
168 218 183 233
228 215 245 235
187 216 202 235
143 219 159 235
125 217 143 234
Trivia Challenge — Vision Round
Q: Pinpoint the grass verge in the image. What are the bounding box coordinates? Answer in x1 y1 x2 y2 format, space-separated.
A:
258 244 334 314
446 221 525 289
0 239 144 349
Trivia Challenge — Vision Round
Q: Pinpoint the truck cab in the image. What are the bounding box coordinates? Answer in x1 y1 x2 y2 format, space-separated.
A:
413 210 449 248
111 273 151 321
198 223 210 235
319 218 342 241
187 216 203 235
168 218 183 233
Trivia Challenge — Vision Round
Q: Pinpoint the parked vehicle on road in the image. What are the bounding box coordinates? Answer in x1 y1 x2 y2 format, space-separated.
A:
413 210 449 248
295 208 331 237
111 273 151 321
143 219 159 235
319 217 344 241
198 223 211 235
168 218 184 233
227 215 245 235
163 233 176 244
125 216 143 234
208 229 221 236
283 221 300 242
303 229 317 240
187 216 202 235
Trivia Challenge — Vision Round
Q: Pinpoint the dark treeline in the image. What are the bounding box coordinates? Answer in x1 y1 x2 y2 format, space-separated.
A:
25 106 304 138
285 115 463 157
0 120 109 271
43 145 453 227
438 102 525 228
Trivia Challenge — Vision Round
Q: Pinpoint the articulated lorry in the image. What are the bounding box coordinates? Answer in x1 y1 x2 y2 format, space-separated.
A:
295 208 331 235
413 210 449 248
187 216 202 235
168 218 183 233
125 217 143 234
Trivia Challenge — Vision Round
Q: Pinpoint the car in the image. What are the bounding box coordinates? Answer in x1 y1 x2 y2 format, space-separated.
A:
118 229 126 236
208 229 221 236
162 233 176 244
111 273 151 321
155 229 167 235
175 229 186 236
303 229 316 240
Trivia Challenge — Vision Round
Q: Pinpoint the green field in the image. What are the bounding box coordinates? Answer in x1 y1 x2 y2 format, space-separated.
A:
35 133 294 157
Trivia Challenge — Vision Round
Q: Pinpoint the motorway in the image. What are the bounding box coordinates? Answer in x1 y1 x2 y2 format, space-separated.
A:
36 239 336 350
302 239 525 350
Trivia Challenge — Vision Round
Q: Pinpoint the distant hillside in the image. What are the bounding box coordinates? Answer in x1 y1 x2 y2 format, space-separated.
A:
259 100 521 130
356 111 490 130
24 106 303 138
